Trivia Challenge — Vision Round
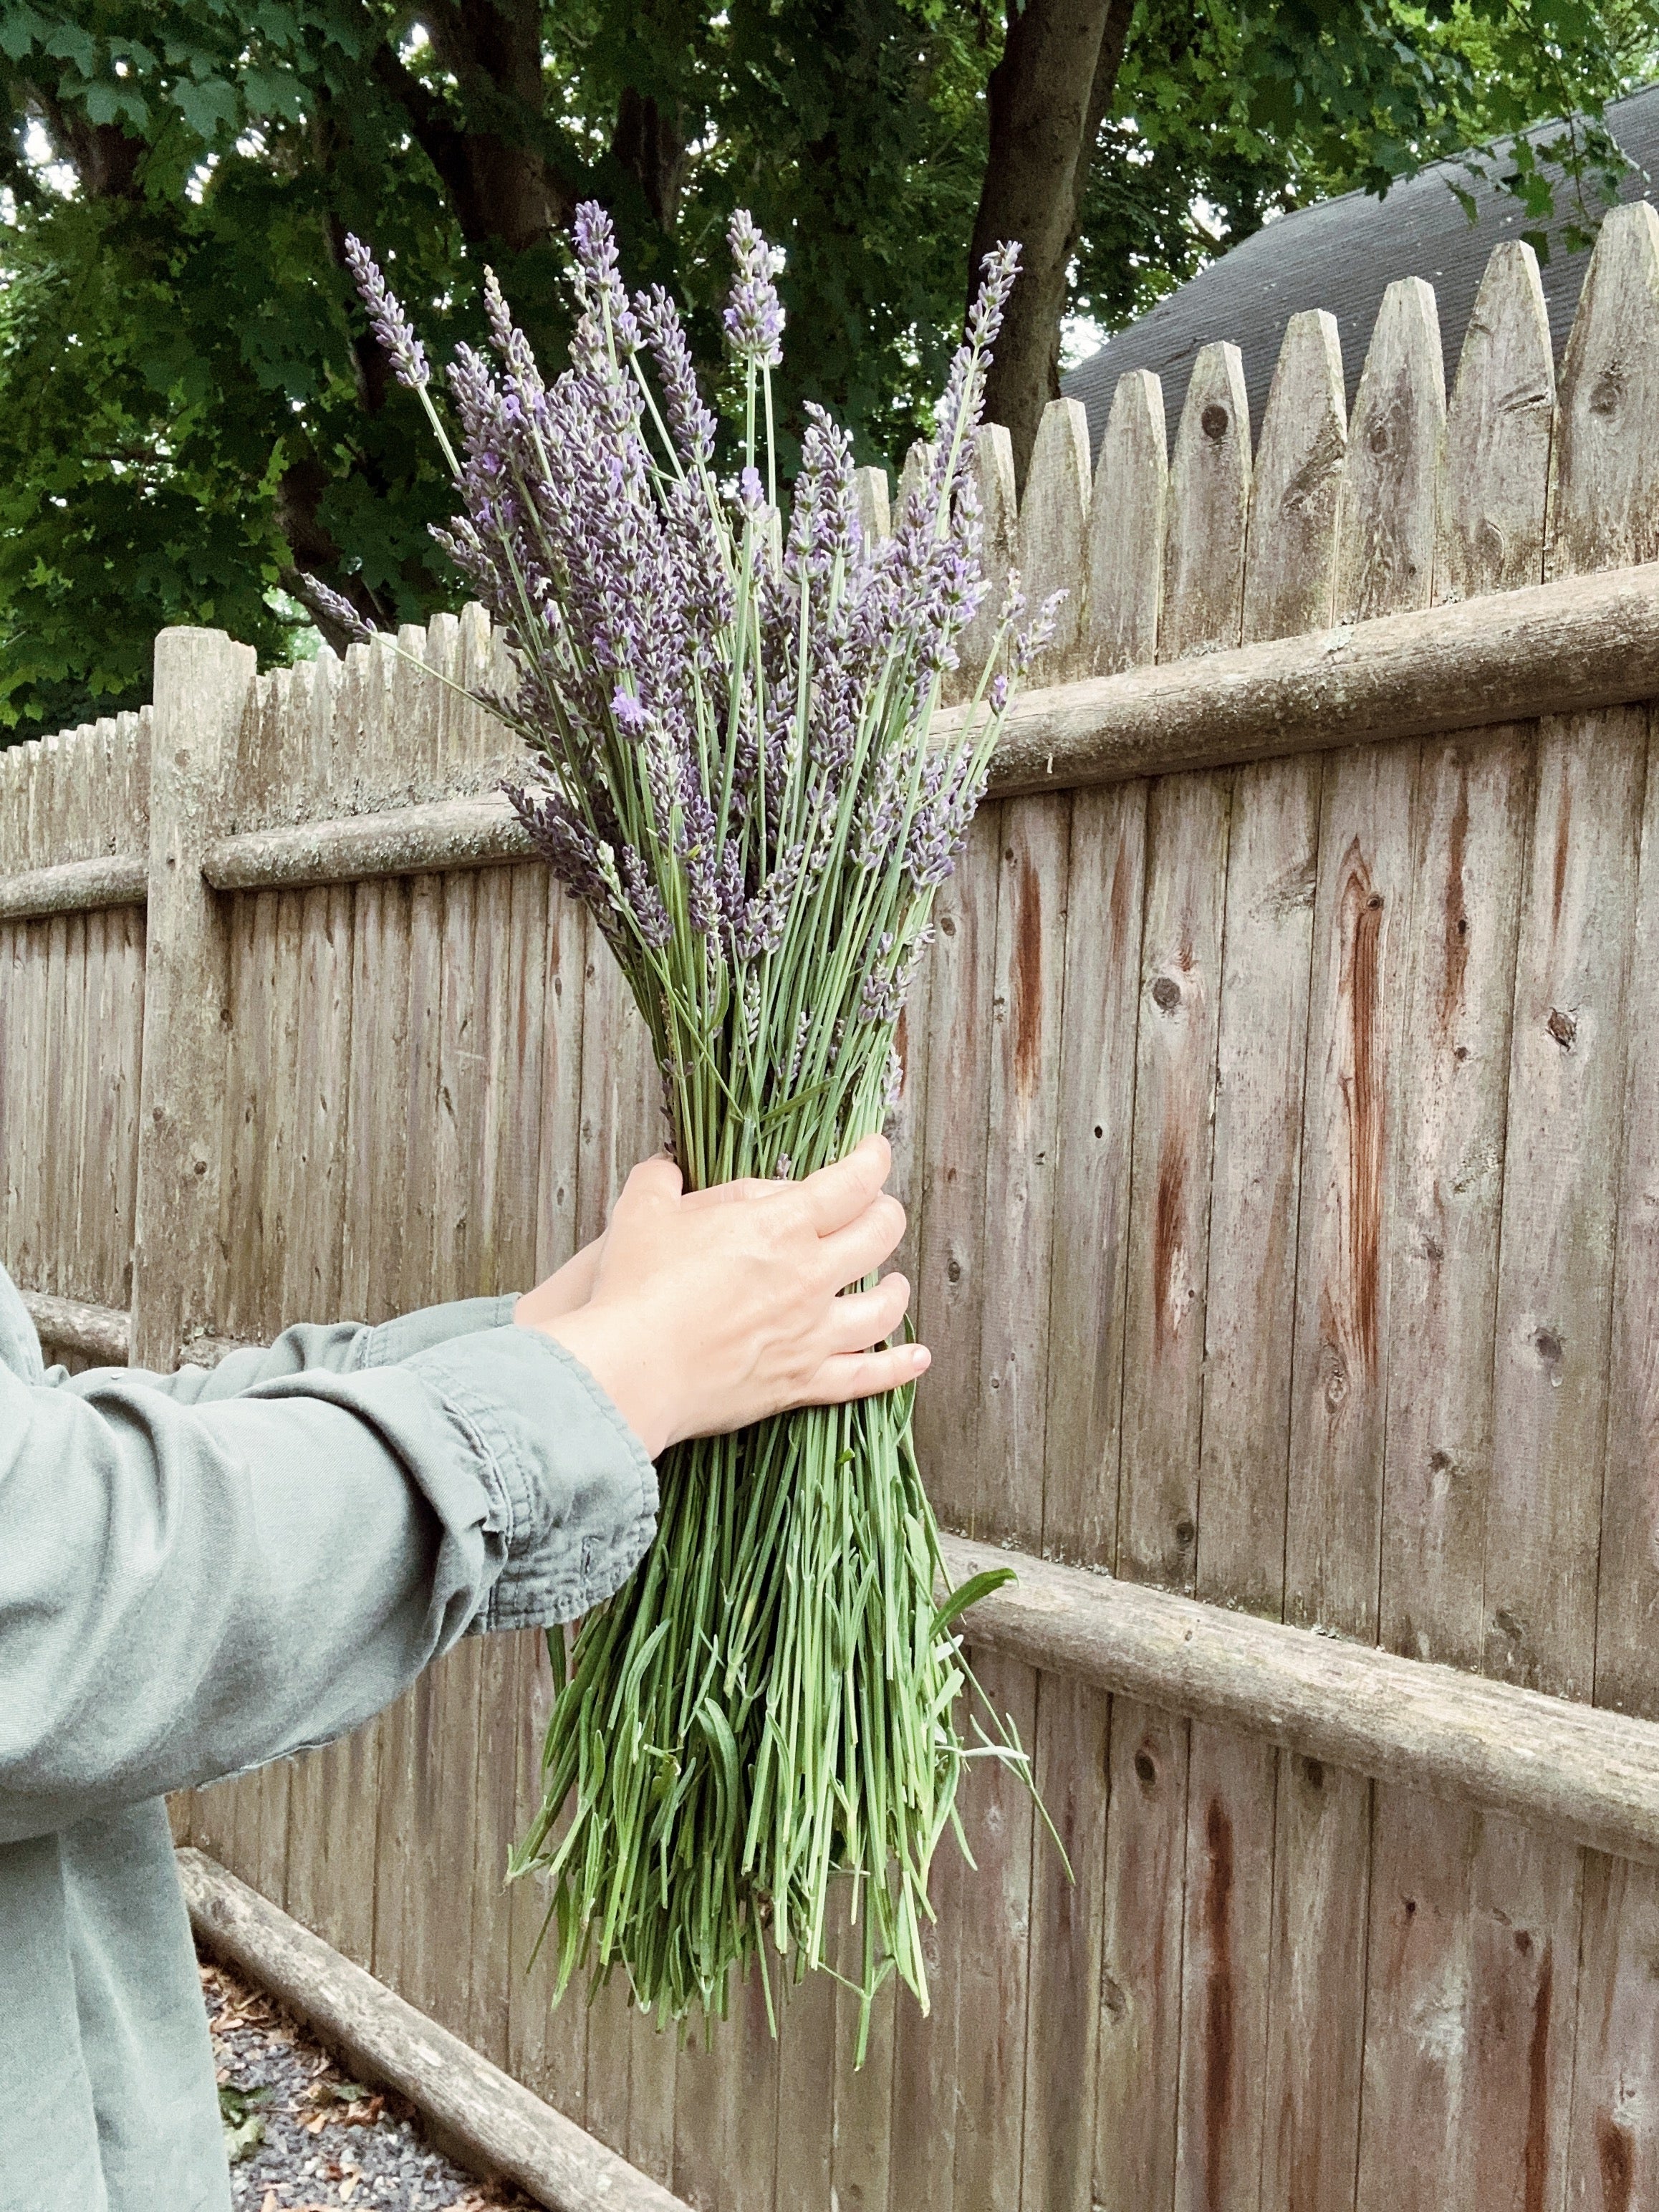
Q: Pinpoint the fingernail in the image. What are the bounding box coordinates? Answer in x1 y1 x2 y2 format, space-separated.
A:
913 1345 932 1372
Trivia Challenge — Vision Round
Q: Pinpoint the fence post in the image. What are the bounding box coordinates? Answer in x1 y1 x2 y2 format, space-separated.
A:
130 627 254 1371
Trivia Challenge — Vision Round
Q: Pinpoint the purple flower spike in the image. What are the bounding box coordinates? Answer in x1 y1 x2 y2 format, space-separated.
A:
298 573 376 644
342 236 431 390
724 211 786 370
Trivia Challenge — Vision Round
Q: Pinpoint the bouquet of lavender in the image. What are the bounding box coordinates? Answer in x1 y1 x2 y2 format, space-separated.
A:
327 207 1057 2049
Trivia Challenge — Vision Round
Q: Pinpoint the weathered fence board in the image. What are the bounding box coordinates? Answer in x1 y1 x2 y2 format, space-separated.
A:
14 208 1659 2209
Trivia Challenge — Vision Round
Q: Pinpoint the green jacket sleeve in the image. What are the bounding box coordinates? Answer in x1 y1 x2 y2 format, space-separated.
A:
0 1273 658 1847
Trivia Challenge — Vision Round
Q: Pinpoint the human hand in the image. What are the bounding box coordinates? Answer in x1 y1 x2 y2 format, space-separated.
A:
524 1134 926 1457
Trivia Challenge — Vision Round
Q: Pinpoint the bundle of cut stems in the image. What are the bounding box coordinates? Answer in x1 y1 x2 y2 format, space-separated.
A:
330 206 1058 2052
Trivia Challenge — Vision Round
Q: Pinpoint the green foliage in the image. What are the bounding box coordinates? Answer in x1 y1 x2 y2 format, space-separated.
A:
0 0 1648 741
1074 0 1652 335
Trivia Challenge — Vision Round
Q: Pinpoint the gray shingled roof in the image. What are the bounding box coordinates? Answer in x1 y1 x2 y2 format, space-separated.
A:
1061 83 1659 458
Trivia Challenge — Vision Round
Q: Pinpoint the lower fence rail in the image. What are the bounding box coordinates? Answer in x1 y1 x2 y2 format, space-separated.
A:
179 1850 689 2212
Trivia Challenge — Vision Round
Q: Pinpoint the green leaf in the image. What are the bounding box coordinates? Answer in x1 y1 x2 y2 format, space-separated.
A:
0 6 47 62
931 1564 1016 1639
218 2081 271 2163
172 77 239 143
82 82 150 131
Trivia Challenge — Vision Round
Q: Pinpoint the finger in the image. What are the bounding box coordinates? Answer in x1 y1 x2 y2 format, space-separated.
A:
821 1273 910 1356
796 1133 892 1236
613 1155 684 1216
817 1192 906 1289
792 1340 931 1408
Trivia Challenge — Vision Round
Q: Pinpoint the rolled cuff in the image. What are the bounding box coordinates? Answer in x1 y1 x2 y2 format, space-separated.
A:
405 1322 658 1632
362 1292 521 1368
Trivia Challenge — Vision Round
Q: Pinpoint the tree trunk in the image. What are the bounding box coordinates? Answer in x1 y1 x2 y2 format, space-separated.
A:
405 0 570 250
968 0 1134 488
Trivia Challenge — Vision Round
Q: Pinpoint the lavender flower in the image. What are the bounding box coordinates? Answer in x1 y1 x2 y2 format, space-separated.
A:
343 235 431 388
723 211 786 368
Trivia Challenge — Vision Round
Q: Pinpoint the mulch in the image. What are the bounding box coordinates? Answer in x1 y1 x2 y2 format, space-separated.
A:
201 1953 539 2212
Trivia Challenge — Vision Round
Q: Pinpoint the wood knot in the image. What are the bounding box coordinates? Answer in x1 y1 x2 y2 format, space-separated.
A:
1201 403 1229 441
1134 1749 1158 1788
946 1256 963 1284
1173 1515 1196 1550
1151 974 1182 1014
1547 1007 1577 1049
938 915 956 937
1590 367 1625 418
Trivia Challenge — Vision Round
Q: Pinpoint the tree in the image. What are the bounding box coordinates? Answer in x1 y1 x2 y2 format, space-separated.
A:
0 0 1646 740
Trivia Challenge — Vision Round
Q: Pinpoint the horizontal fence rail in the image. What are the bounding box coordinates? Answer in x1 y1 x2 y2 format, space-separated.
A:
21 562 1659 914
181 1852 688 2212
0 850 148 922
940 1536 1659 1867
19 1288 130 1364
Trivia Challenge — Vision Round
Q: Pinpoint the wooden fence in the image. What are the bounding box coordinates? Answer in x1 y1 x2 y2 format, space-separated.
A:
9 199 1659 2210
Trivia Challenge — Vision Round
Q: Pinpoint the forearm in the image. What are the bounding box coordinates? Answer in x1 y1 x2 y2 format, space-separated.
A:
0 1324 655 1845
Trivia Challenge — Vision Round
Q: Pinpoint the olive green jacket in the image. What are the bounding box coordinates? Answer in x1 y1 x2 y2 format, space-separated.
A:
0 1261 657 2211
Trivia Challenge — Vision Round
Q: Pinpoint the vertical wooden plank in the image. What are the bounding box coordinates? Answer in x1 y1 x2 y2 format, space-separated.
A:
852 462 890 548
1360 237 1587 2212
1042 781 1147 1569
1095 1702 1189 2212
948 1649 1037 2212
1285 799 1423 1623
953 426 1018 703
1435 243 1554 601
1044 370 1163 1567
1159 342 1250 662
1564 1854 1659 2208
1334 279 1444 624
1482 716 1643 1699
370 622 448 2012
910 804 1002 1534
832 1942 896 2212
1120 337 1251 1581
774 1963 836 2212
129 631 255 1340
973 792 1069 1547
467 862 548 2075
1597 713 1659 1721
1579 217 1659 1735
1020 1670 1110 2212
1087 369 1166 678
1191 756 1319 1616
1456 1817 1580 2212
507 878 591 2130
1547 200 1659 580
1258 1755 1372 2212
1116 774 1229 1592
887 1787 962 2212
1241 310 1347 644
1017 396 1092 683
1178 303 1337 2212
1173 1724 1276 2212
721 1957 780 2212
1280 276 1446 2212
1352 1787 1474 2212
1022 371 1164 2212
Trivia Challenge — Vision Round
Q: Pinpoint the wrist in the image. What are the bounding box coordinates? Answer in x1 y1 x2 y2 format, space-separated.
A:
535 1306 672 1461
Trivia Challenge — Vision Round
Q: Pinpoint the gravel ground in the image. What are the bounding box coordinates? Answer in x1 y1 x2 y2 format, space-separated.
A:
201 1953 537 2212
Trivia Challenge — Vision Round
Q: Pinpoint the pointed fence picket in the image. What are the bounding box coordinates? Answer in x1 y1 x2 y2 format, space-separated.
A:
13 199 1659 2208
